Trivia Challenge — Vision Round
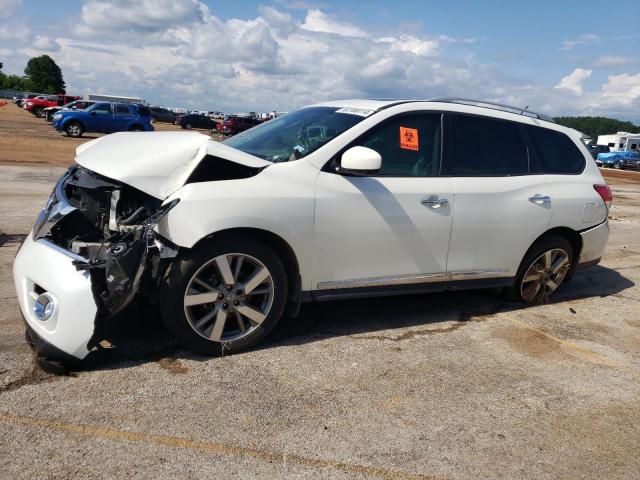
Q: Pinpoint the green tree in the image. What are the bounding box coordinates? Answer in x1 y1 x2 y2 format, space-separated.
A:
24 55 65 94
1 61 32 91
2 74 32 91
554 116 640 140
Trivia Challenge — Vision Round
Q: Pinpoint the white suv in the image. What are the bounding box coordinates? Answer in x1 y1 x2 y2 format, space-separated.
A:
13 98 612 370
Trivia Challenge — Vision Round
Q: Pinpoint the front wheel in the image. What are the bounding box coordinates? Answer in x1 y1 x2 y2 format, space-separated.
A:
160 237 288 356
64 122 83 138
504 235 573 303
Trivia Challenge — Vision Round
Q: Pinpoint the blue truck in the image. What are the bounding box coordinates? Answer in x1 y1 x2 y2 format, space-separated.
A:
52 102 154 137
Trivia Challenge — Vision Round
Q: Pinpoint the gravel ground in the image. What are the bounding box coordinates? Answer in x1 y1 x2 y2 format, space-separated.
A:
0 104 639 479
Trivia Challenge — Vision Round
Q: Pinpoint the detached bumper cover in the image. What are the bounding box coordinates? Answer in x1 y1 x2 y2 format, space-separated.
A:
578 221 609 266
13 234 97 360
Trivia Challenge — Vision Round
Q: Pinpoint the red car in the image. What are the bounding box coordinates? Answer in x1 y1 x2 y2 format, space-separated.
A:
216 115 262 135
24 94 81 118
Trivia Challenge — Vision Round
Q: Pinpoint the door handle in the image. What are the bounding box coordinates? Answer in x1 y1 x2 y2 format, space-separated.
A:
421 196 449 209
529 195 551 205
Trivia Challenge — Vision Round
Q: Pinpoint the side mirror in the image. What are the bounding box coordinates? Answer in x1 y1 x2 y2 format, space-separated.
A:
339 146 381 175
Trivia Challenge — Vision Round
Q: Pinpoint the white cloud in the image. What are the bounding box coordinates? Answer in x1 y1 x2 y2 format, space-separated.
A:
0 22 29 41
258 5 297 35
301 9 367 37
438 34 477 44
74 0 207 35
0 0 21 18
31 35 60 51
561 33 601 50
599 72 640 107
592 55 634 68
377 35 439 57
554 68 592 95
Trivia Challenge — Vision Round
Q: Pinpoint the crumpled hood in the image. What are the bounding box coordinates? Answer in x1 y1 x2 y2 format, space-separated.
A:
75 131 271 199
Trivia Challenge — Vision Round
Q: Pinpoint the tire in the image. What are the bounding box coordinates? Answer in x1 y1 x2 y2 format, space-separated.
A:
129 125 144 131
185 123 192 130
65 121 83 138
160 236 288 356
35 108 45 118
503 234 573 303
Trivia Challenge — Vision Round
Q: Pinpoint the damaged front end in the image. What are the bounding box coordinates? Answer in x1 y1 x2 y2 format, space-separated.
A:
33 165 179 346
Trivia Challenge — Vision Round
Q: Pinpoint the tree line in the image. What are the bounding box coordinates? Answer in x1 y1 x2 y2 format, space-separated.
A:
553 116 640 139
0 55 66 94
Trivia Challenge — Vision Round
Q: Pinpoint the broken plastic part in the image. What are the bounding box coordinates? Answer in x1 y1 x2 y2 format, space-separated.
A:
73 197 180 319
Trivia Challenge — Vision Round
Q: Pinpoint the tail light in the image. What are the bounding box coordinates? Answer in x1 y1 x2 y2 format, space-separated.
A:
594 184 613 209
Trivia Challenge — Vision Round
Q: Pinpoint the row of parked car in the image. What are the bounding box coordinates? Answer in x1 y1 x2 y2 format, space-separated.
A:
16 92 268 138
174 112 263 135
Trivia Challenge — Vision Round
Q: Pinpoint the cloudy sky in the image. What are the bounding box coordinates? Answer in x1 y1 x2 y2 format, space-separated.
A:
1 0 639 121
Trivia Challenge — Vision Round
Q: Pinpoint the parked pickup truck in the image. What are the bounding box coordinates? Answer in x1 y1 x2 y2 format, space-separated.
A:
24 94 81 118
44 100 95 122
52 102 154 137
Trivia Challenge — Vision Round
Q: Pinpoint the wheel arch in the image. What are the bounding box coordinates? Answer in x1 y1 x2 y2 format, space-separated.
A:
521 226 582 274
63 118 84 130
191 227 302 313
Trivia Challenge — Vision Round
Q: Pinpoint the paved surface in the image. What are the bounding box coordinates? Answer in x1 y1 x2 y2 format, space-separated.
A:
1 105 639 479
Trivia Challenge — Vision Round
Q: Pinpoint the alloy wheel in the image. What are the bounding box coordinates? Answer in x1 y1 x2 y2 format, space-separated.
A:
520 248 571 301
67 124 81 136
184 253 274 342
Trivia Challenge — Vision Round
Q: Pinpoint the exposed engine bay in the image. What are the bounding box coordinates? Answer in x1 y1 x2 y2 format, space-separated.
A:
33 165 179 321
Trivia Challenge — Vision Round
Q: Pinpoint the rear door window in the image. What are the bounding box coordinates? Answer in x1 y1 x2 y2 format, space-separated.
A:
447 114 529 176
115 104 131 114
525 125 585 174
137 105 151 117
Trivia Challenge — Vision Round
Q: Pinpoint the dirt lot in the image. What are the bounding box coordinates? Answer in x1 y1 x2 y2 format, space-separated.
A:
0 102 212 167
0 103 639 479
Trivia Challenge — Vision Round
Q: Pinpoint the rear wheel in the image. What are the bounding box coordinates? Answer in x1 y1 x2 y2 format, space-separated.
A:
185 123 192 130
65 121 83 138
34 108 45 118
129 125 144 131
160 237 288 356
504 234 573 303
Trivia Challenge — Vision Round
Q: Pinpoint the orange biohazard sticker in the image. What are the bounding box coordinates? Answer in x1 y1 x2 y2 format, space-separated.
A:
400 126 419 151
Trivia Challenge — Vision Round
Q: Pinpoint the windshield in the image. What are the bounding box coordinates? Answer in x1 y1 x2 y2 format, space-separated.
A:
223 107 367 162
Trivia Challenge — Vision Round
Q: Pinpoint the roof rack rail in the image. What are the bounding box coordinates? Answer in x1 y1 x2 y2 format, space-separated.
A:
428 97 555 123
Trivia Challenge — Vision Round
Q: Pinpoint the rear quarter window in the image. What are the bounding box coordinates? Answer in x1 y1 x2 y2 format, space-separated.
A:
137 105 151 117
526 126 586 174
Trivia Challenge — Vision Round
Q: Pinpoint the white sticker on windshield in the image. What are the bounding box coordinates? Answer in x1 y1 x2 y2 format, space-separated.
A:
335 107 376 117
